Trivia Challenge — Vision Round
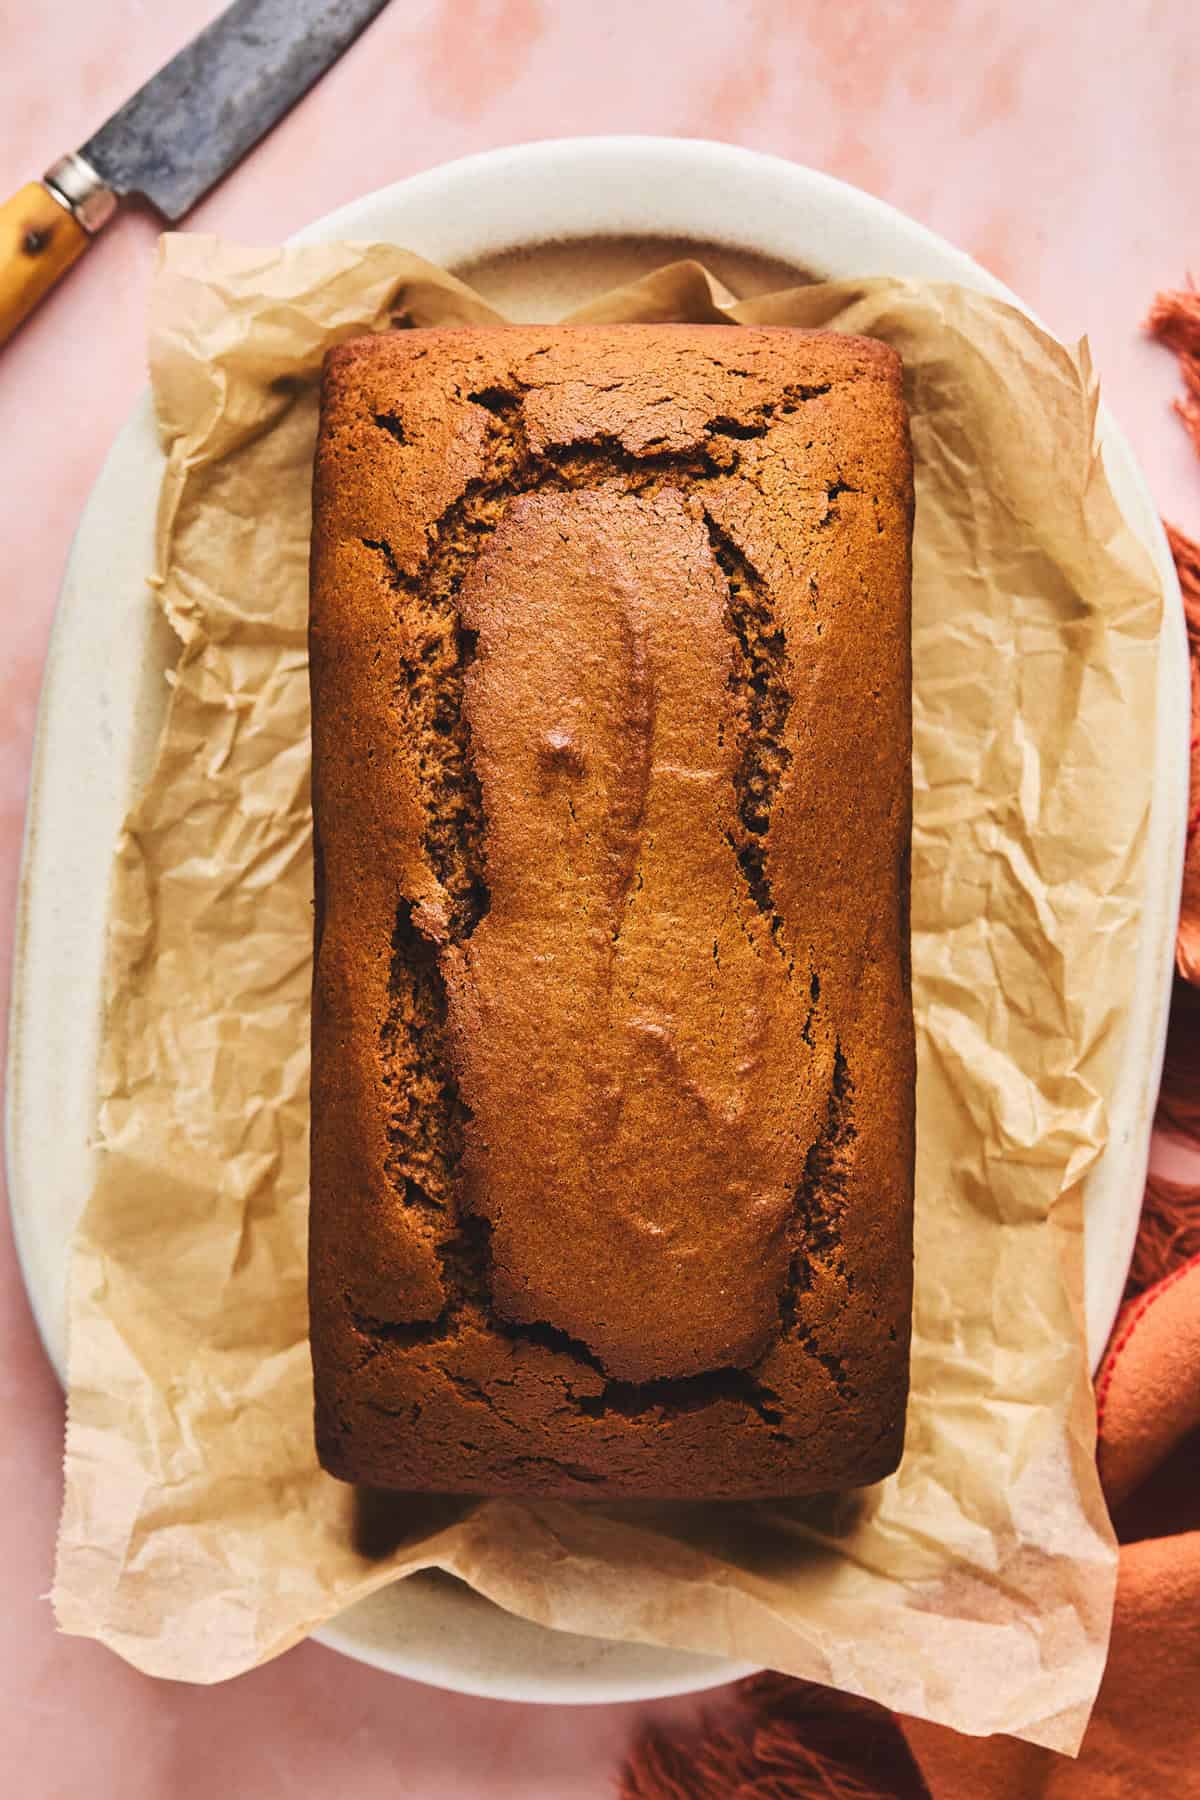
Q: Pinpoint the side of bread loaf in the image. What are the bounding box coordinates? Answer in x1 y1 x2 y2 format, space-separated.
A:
309 324 914 1498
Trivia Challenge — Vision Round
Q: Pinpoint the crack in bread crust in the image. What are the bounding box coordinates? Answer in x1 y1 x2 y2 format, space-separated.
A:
361 386 856 1429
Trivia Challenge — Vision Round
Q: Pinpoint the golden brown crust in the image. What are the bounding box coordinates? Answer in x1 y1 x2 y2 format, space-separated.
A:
309 325 914 1498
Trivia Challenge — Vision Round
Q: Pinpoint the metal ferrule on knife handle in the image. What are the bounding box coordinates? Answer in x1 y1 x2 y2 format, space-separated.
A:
43 154 119 234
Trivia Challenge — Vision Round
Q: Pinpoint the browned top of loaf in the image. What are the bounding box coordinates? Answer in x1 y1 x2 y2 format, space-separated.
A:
309 325 913 1477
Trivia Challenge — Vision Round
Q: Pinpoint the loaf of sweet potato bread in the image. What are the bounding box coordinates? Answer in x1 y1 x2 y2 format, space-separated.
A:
308 324 915 1498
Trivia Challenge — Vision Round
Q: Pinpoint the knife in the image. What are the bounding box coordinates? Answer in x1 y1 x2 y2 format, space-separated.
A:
0 0 390 346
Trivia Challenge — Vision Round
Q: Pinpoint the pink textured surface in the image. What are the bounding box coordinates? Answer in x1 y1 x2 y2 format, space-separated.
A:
1 2 1197 1792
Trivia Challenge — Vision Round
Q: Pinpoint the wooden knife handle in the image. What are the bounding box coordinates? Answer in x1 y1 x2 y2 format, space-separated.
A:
0 182 91 345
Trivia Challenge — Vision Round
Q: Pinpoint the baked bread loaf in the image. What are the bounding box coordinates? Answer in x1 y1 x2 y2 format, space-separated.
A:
309 324 914 1499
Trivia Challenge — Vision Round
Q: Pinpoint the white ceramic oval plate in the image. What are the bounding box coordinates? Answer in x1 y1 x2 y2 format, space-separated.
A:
6 138 1186 1704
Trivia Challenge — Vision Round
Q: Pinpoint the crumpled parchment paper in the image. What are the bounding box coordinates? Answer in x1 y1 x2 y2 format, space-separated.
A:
53 234 1166 1750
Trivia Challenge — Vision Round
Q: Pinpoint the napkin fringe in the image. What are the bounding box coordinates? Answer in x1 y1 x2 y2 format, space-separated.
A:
1147 284 1200 983
618 1673 929 1800
1127 1172 1200 1298
1146 283 1200 457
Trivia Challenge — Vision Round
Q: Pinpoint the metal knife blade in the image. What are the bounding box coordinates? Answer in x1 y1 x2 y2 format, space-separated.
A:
79 0 390 221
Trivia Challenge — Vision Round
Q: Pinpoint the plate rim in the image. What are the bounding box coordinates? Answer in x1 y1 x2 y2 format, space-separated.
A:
6 133 1186 1705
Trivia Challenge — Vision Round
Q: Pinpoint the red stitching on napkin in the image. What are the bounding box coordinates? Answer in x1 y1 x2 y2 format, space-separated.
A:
1095 1248 1200 1438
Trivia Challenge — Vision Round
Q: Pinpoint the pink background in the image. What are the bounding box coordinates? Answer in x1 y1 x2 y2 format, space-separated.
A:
2 2 1197 1793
